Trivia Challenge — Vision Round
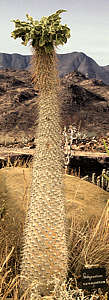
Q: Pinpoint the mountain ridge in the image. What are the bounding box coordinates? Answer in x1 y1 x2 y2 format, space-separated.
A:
0 51 109 84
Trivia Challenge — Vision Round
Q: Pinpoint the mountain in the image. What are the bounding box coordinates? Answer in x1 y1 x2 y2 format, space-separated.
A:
58 52 109 85
0 53 30 70
0 52 109 85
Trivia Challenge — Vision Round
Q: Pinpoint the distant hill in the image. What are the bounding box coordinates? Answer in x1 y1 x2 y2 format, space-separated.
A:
0 51 109 85
0 53 30 70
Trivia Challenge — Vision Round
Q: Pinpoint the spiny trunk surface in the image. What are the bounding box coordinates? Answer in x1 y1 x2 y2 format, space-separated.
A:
20 50 68 296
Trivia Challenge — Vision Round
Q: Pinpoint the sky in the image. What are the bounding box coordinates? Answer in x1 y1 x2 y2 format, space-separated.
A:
0 0 108 66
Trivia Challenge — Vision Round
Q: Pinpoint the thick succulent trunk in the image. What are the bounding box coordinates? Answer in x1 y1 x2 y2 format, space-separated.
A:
20 49 68 297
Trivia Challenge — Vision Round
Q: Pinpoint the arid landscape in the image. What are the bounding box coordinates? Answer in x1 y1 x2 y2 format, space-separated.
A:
0 167 109 298
0 66 109 298
0 0 109 297
0 68 109 146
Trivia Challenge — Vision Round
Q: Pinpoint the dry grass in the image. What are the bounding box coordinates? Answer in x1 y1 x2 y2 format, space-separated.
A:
0 165 108 298
69 200 109 277
0 245 19 299
84 200 109 268
0 263 108 299
0 236 108 299
1 155 33 169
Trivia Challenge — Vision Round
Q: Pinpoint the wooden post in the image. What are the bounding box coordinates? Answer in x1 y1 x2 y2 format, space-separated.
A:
71 168 73 176
106 180 109 192
75 169 78 177
92 173 96 184
106 170 109 192
73 168 75 176
78 167 81 178
97 176 100 187
65 165 68 174
101 169 106 189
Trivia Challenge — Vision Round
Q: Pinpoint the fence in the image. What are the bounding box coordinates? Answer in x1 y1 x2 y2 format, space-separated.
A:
63 125 109 192
65 165 109 192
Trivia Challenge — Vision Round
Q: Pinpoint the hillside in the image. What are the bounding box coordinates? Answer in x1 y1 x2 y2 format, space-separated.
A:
58 52 109 85
0 69 109 148
61 72 109 136
0 52 109 84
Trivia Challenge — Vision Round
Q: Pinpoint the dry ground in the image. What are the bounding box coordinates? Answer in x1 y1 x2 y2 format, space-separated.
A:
0 167 108 251
0 69 109 146
0 167 109 299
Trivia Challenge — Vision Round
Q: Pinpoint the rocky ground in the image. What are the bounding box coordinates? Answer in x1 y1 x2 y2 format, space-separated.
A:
61 72 109 136
0 69 109 150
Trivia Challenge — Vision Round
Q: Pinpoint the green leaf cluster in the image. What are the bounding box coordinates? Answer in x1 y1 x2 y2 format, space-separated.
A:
11 10 70 53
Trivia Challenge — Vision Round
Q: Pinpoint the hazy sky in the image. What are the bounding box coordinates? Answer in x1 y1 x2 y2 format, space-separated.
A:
0 0 108 66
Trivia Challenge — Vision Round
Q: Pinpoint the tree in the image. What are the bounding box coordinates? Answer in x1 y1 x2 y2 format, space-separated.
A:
11 10 70 298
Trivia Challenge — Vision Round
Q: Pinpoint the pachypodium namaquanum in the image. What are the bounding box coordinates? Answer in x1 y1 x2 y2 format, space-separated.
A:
11 10 70 298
